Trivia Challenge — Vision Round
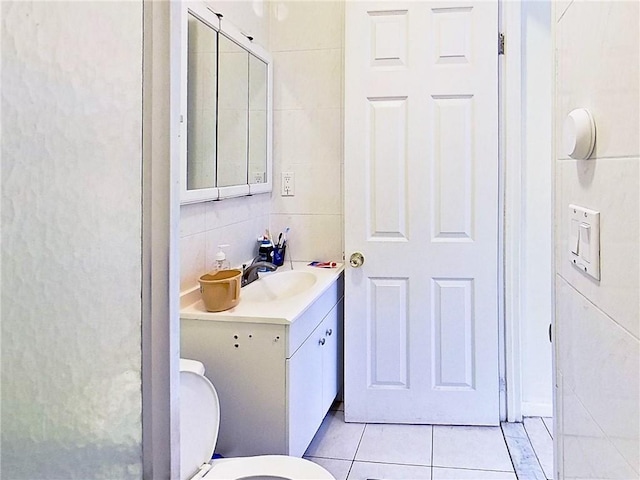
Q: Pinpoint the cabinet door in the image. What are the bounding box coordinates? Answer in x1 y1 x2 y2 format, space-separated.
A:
287 327 323 457
321 299 343 413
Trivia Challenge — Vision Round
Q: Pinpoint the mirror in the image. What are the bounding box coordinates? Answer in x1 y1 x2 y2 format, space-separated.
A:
248 55 268 185
186 12 217 191
217 34 248 188
180 4 272 204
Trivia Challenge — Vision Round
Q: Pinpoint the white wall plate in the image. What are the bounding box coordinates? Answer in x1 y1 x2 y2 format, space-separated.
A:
568 204 600 280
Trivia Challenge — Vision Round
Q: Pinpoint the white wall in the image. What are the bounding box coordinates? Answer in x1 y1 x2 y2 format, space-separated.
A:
1 2 144 477
180 0 272 292
521 0 553 417
554 1 639 478
269 1 344 263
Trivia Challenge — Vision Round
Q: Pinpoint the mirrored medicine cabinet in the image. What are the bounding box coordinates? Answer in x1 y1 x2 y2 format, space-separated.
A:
180 3 273 204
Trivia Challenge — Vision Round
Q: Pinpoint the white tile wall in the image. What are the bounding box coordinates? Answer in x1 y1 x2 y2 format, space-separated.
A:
556 278 639 474
270 1 343 51
555 1 639 161
270 213 343 263
562 386 637 480
273 109 342 170
269 1 344 262
273 49 343 111
554 1 640 478
557 158 639 336
180 196 270 291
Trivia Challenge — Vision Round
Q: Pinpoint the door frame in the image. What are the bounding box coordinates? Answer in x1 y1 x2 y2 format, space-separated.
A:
501 0 523 423
142 0 181 477
502 0 555 423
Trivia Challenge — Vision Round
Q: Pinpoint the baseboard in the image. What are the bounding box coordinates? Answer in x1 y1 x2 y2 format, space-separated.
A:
522 401 553 418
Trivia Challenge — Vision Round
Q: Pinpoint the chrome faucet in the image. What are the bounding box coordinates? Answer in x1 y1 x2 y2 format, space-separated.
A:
241 258 277 287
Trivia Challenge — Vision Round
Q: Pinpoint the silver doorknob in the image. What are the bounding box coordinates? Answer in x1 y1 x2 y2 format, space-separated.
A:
350 252 365 268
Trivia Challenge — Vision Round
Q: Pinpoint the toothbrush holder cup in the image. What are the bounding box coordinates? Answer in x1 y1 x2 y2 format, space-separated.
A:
273 244 286 267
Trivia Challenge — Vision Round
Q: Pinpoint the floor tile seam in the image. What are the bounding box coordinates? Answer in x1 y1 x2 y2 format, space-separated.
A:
306 454 356 462
539 417 554 440
524 417 553 442
430 422 434 479
522 419 551 478
345 459 355 480
351 423 368 462
431 465 517 474
351 459 432 468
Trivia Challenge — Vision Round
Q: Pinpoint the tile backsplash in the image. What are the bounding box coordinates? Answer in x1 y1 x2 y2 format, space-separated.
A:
180 195 270 291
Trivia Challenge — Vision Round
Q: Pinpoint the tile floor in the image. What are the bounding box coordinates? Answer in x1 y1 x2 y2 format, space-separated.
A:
303 403 554 480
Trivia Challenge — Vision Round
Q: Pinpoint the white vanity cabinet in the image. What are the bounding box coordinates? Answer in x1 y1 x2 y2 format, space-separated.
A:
287 299 342 456
180 272 344 458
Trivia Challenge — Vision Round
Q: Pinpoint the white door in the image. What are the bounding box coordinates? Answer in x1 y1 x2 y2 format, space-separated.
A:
344 0 500 425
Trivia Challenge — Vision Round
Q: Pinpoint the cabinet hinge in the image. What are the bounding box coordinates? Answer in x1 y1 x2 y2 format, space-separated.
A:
498 33 505 55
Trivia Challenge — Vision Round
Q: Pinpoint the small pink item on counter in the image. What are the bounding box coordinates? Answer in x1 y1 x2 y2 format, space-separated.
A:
308 261 337 268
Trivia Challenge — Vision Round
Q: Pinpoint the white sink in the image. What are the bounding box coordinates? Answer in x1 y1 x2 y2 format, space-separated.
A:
241 270 317 302
180 262 344 324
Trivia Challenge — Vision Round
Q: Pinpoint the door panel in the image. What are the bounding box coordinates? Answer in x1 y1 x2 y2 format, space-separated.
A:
344 1 499 425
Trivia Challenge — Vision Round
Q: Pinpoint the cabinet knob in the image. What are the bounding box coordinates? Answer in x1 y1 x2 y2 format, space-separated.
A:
326 328 333 336
319 338 326 346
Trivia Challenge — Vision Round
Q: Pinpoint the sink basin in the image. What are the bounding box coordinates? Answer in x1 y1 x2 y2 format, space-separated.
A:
241 270 317 302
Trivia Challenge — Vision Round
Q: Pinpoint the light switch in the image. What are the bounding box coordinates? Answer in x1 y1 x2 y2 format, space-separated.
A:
568 204 600 280
570 218 580 255
579 222 591 262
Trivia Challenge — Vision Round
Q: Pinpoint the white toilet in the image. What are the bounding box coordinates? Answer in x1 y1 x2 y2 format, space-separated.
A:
180 358 335 480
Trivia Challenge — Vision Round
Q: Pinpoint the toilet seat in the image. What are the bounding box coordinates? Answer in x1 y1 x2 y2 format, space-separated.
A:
180 359 334 480
204 455 334 479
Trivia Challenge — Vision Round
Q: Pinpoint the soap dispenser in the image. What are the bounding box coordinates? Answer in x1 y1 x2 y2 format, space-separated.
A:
214 244 231 271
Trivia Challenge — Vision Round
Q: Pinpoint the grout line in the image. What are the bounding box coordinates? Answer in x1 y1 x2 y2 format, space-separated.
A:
345 459 354 480
540 416 553 440
345 424 368 480
433 465 526 474
431 425 434 479
556 274 640 342
353 423 367 461
346 459 435 468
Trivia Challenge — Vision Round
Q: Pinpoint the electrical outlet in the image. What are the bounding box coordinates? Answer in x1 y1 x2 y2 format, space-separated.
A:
281 171 295 196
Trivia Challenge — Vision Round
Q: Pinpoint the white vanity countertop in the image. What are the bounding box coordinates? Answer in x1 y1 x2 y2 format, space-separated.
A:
180 262 344 325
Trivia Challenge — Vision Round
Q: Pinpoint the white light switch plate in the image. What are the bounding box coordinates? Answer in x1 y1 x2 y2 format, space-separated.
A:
569 204 600 280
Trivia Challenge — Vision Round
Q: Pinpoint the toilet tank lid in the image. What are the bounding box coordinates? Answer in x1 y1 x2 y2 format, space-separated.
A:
180 358 206 376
